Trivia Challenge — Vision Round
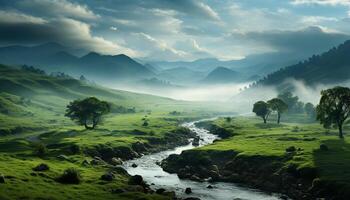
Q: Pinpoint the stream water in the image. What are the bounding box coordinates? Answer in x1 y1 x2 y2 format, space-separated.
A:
123 120 282 200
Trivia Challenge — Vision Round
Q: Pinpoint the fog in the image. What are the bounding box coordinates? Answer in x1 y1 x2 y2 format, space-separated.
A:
108 79 350 114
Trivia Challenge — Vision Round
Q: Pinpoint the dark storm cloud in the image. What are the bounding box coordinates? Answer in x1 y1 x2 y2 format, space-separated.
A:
229 26 350 55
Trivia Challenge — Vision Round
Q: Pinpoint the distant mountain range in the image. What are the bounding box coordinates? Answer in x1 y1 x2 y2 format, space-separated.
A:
201 67 241 84
255 40 350 88
0 42 154 84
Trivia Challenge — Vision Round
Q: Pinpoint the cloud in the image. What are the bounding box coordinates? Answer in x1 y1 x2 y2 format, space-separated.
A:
291 0 350 6
129 32 188 61
18 0 99 20
0 10 137 56
227 26 350 56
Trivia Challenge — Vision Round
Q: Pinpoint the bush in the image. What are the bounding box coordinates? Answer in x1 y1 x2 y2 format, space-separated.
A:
58 168 81 184
33 143 48 157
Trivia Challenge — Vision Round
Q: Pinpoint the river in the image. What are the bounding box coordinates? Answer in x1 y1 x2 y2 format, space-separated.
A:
123 120 282 200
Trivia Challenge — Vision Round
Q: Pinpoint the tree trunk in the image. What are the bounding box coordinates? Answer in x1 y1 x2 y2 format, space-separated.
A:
263 117 266 124
277 113 281 124
338 123 344 139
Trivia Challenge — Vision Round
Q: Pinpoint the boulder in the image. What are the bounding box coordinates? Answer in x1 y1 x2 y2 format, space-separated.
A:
156 188 166 194
90 157 106 165
192 136 200 146
131 163 138 168
128 175 144 185
101 172 115 181
185 187 192 194
132 142 147 153
33 163 49 171
207 185 213 189
110 157 123 166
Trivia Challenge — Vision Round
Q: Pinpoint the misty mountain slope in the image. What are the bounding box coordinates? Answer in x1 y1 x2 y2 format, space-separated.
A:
157 67 206 84
0 64 174 111
201 67 242 84
256 40 350 87
0 43 154 83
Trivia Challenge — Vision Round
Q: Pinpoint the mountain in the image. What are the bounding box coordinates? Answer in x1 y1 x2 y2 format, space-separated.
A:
0 43 154 84
201 67 242 84
157 67 206 85
255 40 350 87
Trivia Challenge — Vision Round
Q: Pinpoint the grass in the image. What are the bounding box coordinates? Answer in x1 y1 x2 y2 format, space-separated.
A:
0 64 234 199
197 115 350 186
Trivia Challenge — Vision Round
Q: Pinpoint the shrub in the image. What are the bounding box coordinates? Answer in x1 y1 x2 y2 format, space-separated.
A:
33 143 48 157
58 168 81 184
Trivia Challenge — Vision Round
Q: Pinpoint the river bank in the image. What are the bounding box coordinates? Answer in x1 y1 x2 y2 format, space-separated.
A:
123 120 281 200
161 117 350 200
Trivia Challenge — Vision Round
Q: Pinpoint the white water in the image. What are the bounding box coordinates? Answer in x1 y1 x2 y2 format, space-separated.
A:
123 121 282 200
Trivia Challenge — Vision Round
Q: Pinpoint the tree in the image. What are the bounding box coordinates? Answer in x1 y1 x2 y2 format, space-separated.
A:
304 102 316 119
65 97 110 129
278 91 301 113
267 98 288 124
253 101 270 123
316 86 350 138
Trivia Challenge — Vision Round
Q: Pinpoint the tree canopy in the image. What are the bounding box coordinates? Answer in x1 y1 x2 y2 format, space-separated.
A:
65 97 110 129
316 86 350 138
253 101 270 123
267 98 288 124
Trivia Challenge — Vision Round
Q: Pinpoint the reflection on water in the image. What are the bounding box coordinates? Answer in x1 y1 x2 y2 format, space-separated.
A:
123 121 281 200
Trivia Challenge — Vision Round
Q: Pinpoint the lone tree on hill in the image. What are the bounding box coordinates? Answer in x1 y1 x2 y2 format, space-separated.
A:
267 98 288 124
316 86 350 138
253 101 270 123
65 97 110 129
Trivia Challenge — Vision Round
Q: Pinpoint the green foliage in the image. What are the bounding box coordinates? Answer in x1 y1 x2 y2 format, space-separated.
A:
305 102 316 120
267 98 288 124
58 168 81 184
316 86 350 138
65 97 111 129
33 143 48 157
253 101 270 123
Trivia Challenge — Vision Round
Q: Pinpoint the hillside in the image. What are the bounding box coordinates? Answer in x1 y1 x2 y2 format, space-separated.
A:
0 64 174 132
256 40 350 86
0 43 154 83
201 67 242 84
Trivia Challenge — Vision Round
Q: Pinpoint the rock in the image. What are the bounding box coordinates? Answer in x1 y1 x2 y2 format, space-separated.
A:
280 195 288 200
111 188 125 194
207 185 214 189
0 174 5 183
33 163 49 171
190 175 202 182
131 163 138 168
132 142 147 153
128 175 144 185
111 166 128 175
320 144 329 151
90 157 106 165
207 185 213 189
156 188 166 194
110 157 123 166
101 172 115 181
185 187 192 194
192 136 200 146
286 146 296 152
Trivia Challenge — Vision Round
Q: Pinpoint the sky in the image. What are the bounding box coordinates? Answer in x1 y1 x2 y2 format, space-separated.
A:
1 0 350 61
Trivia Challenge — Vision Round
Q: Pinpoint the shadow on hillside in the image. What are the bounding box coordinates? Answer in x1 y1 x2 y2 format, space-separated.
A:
313 139 350 184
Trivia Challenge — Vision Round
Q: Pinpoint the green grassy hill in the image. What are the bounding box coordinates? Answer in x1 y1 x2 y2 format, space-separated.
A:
0 64 224 200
